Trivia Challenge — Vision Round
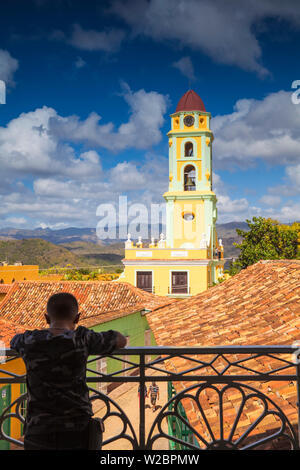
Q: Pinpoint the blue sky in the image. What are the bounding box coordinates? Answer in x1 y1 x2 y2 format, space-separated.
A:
0 0 300 229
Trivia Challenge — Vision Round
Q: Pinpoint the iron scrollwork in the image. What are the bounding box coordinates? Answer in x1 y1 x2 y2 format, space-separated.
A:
1 346 300 450
147 382 298 450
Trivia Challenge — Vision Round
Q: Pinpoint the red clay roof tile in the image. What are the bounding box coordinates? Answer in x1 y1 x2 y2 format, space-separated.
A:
0 318 27 347
0 284 13 294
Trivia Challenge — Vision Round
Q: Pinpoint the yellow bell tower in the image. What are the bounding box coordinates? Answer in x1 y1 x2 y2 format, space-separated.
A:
120 90 225 297
165 89 216 250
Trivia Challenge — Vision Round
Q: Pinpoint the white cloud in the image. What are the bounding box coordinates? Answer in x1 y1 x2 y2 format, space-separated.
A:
0 49 19 85
172 56 195 81
214 168 300 223
212 90 300 169
48 83 168 151
111 0 300 75
0 107 102 178
74 56 86 68
4 217 27 226
262 203 300 223
110 162 147 190
0 151 169 228
260 195 282 206
286 163 300 188
0 83 169 228
264 162 300 203
213 172 253 222
67 24 126 52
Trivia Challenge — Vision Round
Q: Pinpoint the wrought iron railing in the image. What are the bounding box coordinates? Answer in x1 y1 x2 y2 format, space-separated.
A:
1 345 300 450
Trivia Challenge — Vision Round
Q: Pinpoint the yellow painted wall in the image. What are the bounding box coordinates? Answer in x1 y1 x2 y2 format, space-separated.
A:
122 264 209 296
198 115 208 129
125 247 208 260
0 265 39 283
0 357 26 442
172 199 205 248
176 135 202 160
170 113 209 133
172 116 180 130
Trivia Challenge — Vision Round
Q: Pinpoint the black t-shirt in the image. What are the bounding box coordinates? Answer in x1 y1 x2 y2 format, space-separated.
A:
10 326 118 434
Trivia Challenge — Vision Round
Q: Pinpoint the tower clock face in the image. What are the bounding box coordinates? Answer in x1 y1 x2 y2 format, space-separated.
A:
184 115 194 127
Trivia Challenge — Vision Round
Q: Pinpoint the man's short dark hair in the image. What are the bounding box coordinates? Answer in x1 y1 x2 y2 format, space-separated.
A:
47 292 78 319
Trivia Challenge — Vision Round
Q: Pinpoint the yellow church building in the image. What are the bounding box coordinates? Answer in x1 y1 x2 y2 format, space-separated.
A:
120 90 225 297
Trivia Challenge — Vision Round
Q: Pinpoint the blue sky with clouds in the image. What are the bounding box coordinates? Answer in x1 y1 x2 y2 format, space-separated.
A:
0 0 300 229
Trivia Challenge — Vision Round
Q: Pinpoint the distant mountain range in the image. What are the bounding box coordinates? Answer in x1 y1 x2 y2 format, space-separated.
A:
0 222 248 246
0 226 100 244
0 222 247 268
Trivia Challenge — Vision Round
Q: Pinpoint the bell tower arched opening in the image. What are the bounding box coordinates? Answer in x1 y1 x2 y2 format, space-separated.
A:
184 141 194 157
184 165 196 191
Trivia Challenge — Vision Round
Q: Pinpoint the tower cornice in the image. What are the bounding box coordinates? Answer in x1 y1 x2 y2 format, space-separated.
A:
170 110 211 118
163 191 217 201
167 129 213 137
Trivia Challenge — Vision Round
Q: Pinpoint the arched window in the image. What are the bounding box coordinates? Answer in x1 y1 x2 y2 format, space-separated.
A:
184 141 194 157
184 165 196 191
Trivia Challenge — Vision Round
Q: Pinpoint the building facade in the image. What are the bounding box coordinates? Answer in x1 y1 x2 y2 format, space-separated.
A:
0 265 39 284
121 90 225 297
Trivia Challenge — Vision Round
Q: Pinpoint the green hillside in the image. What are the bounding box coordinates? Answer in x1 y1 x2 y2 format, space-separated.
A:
0 238 124 269
0 238 84 269
61 241 124 267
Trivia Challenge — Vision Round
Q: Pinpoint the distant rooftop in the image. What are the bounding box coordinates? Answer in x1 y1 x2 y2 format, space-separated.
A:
0 281 175 329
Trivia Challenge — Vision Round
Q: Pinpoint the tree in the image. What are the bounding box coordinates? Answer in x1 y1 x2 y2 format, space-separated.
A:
231 217 300 272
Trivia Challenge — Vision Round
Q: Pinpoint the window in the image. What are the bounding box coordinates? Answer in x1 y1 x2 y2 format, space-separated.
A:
184 142 194 157
171 272 188 294
136 271 152 292
184 165 196 191
183 212 195 221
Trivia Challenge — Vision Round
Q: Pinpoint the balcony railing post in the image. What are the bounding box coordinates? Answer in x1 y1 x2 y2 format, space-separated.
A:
139 352 146 450
296 360 300 448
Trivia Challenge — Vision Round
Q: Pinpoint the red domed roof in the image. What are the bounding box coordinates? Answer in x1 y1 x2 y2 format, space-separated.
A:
175 89 206 113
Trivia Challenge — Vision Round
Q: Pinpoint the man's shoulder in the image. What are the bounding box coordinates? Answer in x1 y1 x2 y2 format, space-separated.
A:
75 325 90 337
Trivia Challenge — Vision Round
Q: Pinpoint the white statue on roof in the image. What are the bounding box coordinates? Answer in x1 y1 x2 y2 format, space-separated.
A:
125 233 133 249
158 233 166 248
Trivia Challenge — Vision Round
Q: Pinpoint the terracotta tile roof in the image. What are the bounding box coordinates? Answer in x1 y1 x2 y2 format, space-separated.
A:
147 260 300 449
0 318 27 347
0 284 13 294
0 280 174 329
